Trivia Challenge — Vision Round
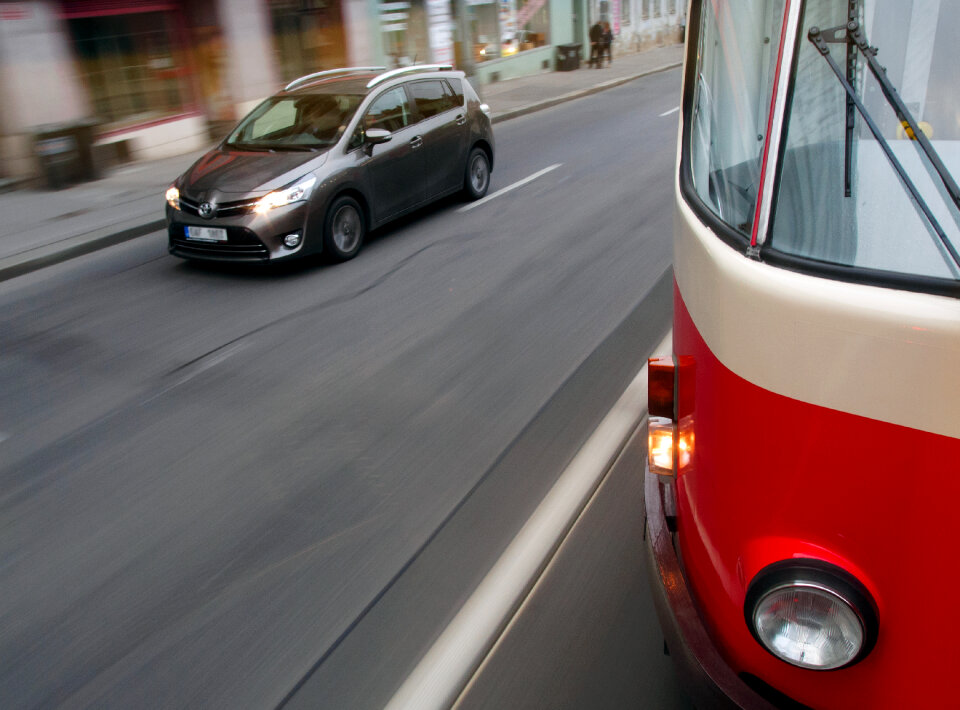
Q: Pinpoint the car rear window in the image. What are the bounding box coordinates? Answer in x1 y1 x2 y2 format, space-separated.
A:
446 78 465 106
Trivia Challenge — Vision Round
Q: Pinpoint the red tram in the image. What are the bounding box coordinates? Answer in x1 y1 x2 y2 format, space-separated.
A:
645 1 960 707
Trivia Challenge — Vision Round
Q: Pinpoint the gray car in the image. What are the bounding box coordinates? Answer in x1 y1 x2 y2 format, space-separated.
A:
165 65 494 263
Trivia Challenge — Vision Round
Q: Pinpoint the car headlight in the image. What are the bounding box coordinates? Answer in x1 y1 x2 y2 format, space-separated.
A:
745 561 878 671
255 175 317 215
165 185 180 210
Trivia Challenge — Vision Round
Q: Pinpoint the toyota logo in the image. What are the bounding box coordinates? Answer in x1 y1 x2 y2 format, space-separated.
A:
198 202 215 219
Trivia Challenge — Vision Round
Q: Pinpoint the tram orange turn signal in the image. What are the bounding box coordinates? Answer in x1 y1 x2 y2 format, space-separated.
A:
648 417 675 475
647 355 695 477
648 417 694 477
648 357 675 419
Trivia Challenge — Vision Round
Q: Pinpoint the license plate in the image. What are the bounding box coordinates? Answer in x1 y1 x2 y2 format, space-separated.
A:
185 226 228 242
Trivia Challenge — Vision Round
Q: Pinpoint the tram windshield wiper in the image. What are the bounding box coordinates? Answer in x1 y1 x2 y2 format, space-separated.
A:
808 19 960 271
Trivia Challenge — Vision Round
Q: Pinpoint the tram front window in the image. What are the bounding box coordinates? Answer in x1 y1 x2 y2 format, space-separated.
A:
768 0 960 282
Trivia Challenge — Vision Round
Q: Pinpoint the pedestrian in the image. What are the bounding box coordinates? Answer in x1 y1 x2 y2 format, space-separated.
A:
602 22 613 66
589 21 603 68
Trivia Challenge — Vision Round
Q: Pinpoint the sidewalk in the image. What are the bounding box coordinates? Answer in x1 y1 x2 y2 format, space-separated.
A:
0 43 683 282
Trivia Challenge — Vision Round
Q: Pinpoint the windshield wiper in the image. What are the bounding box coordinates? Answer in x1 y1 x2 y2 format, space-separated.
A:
809 20 960 271
225 142 275 153
269 145 323 152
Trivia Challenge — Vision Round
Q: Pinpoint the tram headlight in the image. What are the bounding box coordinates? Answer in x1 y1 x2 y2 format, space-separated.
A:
745 562 878 671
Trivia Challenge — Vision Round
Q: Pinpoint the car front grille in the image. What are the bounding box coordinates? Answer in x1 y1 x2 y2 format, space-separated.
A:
168 224 269 261
179 195 260 218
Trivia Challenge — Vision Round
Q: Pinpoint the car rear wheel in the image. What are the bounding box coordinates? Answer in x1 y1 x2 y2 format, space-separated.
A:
323 195 365 261
464 147 490 200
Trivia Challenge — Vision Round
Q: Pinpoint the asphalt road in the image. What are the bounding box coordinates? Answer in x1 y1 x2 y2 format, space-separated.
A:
0 69 683 709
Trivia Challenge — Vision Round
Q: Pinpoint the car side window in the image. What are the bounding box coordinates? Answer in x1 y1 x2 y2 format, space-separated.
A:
364 87 412 133
445 78 465 107
409 80 457 119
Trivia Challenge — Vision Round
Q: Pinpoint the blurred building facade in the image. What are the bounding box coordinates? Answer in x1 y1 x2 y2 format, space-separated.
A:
0 0 682 183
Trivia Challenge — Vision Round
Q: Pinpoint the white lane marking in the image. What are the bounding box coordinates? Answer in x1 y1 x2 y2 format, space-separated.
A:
659 106 680 117
0 432 8 445
458 163 562 213
384 330 673 710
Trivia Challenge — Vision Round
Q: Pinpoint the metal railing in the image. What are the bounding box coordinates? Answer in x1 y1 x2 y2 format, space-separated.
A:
284 67 387 91
366 65 455 89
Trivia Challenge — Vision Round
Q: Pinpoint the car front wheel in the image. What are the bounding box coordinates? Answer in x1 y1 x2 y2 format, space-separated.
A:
323 195 365 262
464 147 490 200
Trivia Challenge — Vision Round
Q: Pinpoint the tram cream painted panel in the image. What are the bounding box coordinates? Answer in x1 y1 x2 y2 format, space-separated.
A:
673 186 960 440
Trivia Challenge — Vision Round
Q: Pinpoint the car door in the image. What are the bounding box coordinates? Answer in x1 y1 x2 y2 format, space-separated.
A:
408 79 469 200
358 86 426 222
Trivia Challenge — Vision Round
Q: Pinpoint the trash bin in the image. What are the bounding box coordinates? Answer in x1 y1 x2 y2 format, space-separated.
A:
34 119 99 189
72 118 99 182
556 43 581 71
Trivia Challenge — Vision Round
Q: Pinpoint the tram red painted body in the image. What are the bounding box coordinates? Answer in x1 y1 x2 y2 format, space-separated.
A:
647 1 960 707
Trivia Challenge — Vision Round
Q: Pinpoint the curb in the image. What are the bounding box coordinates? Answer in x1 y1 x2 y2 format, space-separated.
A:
0 59 682 283
491 61 682 123
0 219 165 283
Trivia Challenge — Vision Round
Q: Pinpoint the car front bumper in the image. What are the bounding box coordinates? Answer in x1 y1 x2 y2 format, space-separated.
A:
644 470 778 710
166 201 311 262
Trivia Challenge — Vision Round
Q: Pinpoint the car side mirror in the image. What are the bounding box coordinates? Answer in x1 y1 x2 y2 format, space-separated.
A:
366 128 392 144
363 127 392 156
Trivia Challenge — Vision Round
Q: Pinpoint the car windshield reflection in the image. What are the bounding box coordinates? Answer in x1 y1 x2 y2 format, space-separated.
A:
226 94 364 150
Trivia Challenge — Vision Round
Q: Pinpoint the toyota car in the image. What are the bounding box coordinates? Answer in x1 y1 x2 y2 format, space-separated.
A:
165 65 494 264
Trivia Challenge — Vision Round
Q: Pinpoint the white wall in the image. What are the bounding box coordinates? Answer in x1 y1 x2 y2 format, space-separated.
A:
97 115 210 162
616 0 683 53
0 1 89 133
344 0 376 65
218 0 281 111
0 1 90 176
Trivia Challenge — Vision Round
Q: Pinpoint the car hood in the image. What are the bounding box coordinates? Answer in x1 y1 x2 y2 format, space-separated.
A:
180 148 328 197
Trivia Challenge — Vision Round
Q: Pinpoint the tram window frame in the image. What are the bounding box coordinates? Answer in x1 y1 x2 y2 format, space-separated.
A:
678 0 960 300
765 1 960 286
685 1 785 240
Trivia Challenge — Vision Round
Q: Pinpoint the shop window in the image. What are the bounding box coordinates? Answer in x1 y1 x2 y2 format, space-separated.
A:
379 0 434 67
473 0 549 62
67 12 190 125
269 0 347 83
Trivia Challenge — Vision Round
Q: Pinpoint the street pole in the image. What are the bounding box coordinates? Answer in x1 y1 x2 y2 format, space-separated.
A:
455 0 476 77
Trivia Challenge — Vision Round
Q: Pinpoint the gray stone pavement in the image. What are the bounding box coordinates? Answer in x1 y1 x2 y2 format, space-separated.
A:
0 43 683 282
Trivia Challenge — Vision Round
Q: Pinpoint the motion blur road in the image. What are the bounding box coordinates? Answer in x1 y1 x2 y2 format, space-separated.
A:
0 69 685 709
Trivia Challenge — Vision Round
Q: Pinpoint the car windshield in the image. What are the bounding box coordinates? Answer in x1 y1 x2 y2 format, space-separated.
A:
225 93 364 150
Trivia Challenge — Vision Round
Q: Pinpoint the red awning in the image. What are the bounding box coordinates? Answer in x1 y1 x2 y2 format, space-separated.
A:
59 1 178 19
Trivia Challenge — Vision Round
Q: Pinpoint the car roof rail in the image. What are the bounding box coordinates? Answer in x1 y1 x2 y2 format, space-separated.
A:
284 67 387 91
366 64 455 89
